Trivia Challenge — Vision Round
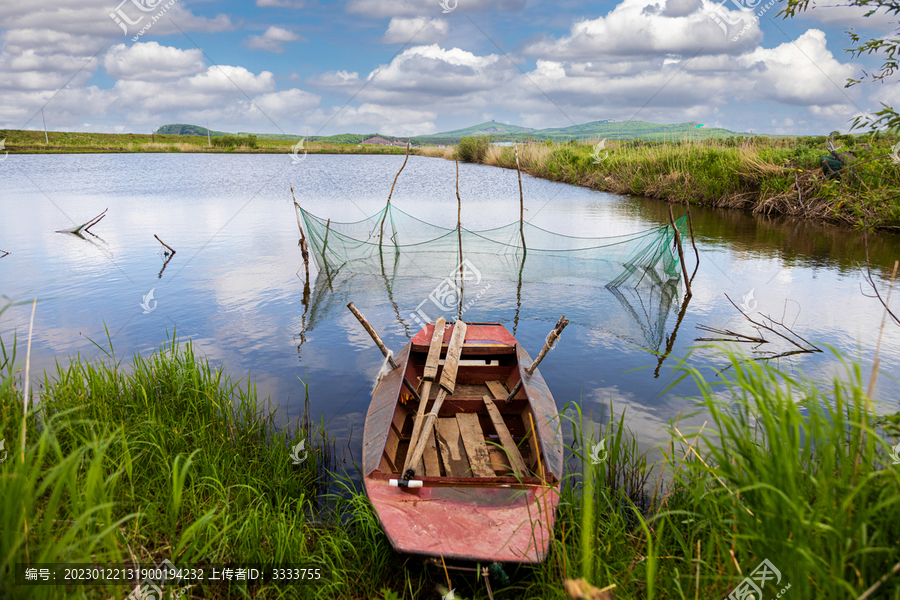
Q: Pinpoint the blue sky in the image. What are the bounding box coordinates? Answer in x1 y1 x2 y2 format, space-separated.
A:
1 0 897 137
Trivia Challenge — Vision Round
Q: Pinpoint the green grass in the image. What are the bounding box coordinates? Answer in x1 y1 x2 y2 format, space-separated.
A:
2 306 899 599
482 135 900 230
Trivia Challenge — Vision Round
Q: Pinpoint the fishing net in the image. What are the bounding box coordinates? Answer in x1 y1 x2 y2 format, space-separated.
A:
296 203 690 355
300 204 687 289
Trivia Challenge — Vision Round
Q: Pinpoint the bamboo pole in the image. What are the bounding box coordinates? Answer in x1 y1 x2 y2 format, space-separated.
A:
515 145 526 256
379 141 410 248
321 218 331 261
41 108 48 145
505 316 568 402
668 203 692 297
154 234 176 256
291 184 310 284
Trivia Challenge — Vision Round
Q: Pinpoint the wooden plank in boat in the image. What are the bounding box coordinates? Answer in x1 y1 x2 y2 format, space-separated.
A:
435 418 470 478
482 396 527 477
487 446 514 475
455 413 495 478
383 428 399 473
485 380 508 400
422 425 441 477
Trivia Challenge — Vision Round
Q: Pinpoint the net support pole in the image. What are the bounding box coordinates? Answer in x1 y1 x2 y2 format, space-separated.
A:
686 203 699 274
291 183 310 286
379 141 411 248
322 218 331 262
515 145 526 257
668 203 692 297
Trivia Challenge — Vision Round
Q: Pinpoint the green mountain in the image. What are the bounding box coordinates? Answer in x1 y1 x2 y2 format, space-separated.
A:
156 119 754 145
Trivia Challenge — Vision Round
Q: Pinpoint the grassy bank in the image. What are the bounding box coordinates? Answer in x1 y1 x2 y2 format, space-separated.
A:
440 136 900 230
0 129 411 155
2 321 899 598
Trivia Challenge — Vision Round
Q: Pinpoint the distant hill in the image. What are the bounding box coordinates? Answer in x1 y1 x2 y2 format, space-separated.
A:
156 119 756 145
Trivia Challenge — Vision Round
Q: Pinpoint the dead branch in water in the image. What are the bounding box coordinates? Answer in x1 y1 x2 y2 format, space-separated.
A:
695 294 822 371
56 208 107 235
154 234 176 256
290 183 310 285
858 229 900 329
0 249 8 259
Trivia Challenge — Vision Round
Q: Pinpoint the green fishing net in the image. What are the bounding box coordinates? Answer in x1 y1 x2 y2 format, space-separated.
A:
297 203 690 355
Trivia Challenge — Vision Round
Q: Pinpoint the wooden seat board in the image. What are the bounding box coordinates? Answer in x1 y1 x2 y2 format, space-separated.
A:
435 418 471 478
482 396 527 477
485 380 508 399
422 425 441 477
455 413 495 478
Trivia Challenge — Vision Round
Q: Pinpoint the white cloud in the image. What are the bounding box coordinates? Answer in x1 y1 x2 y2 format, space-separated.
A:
383 17 449 44
103 42 206 81
244 26 306 53
256 0 305 7
346 0 524 18
524 0 762 59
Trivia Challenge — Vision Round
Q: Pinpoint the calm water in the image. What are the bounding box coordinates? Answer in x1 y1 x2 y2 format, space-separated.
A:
1 153 899 463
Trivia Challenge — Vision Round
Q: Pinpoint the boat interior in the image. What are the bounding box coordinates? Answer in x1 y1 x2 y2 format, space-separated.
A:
376 342 550 483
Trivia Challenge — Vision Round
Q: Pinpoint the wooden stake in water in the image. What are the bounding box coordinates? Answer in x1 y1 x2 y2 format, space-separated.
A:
515 145 526 256
379 141 410 248
290 184 310 285
669 203 692 297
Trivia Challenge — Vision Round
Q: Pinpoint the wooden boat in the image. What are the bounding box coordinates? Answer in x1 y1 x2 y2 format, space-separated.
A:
362 321 563 563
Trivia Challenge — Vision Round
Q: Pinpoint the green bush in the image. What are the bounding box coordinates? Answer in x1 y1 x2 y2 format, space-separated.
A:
455 136 489 163
211 134 258 149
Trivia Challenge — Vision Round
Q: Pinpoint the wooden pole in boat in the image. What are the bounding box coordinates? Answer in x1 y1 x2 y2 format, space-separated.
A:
505 315 568 403
347 302 423 403
400 320 467 485
291 184 310 285
347 302 398 369
379 141 410 248
402 318 447 474
515 145 527 257
154 234 176 256
668 203 692 297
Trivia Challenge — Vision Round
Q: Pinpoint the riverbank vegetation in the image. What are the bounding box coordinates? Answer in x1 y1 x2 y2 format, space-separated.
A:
2 313 899 599
448 134 900 230
0 129 411 155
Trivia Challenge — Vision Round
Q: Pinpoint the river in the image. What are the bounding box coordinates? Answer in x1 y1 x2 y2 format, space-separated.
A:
1 153 898 463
